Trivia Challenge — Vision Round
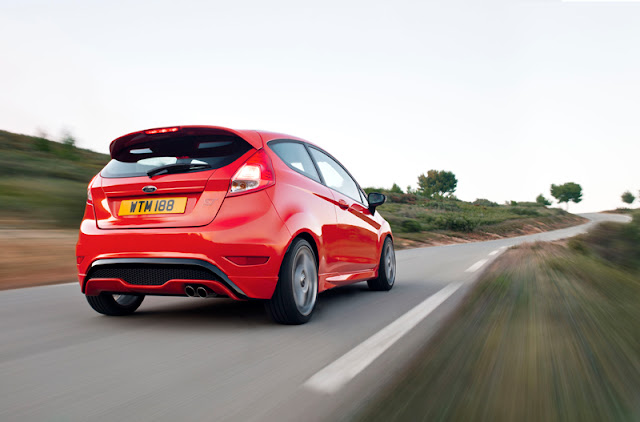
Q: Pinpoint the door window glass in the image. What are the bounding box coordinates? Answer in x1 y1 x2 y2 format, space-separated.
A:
309 148 361 201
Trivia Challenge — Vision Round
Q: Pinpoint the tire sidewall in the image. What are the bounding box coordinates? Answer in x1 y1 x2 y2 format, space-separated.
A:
86 292 144 316
381 237 396 288
279 239 318 323
107 293 144 312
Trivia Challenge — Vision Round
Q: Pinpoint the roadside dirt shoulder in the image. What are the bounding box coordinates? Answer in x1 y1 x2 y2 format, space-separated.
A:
0 230 77 290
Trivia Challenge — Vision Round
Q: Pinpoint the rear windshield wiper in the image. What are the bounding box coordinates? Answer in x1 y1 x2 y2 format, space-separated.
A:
147 163 211 177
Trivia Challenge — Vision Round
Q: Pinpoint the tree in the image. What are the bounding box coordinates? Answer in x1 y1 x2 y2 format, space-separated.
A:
62 131 76 148
550 182 582 210
34 129 50 152
389 183 403 194
621 191 635 206
536 194 551 206
417 170 458 198
60 129 78 160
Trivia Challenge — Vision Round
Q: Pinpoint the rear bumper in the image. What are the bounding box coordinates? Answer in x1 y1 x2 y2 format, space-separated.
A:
83 258 249 300
76 191 290 300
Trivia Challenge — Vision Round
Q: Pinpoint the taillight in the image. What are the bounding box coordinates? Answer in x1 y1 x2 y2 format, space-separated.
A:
87 174 98 204
228 149 275 196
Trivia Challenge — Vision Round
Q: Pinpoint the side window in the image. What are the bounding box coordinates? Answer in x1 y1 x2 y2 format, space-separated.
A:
308 148 361 202
269 142 321 183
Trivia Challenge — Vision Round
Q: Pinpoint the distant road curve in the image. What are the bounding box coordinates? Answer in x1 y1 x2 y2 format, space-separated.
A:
0 213 630 422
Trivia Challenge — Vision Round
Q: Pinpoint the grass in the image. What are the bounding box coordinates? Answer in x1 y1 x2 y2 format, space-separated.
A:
357 213 640 422
0 130 109 228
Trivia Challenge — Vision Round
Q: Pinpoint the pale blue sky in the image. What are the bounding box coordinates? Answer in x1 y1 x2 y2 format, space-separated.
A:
1 0 639 212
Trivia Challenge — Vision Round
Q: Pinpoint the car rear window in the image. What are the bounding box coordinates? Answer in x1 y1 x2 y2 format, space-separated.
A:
101 134 252 178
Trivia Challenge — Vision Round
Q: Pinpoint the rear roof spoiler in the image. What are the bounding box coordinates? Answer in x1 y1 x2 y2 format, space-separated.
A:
109 126 264 159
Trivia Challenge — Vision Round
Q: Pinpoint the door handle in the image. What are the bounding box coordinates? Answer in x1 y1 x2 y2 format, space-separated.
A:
338 199 349 210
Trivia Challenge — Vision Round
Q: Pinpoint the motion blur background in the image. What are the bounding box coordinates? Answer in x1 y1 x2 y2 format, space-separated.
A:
1 0 639 212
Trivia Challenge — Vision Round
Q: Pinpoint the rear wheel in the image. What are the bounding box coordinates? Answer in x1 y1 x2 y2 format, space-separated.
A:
86 293 145 316
266 238 318 325
368 237 396 291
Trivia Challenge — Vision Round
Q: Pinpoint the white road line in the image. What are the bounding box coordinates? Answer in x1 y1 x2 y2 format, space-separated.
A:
489 246 509 256
304 281 463 394
465 259 488 273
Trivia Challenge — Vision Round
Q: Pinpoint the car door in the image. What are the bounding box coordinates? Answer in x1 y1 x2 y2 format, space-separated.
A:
307 147 380 275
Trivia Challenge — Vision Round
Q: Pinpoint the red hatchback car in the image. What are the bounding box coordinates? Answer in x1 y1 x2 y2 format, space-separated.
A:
76 126 395 324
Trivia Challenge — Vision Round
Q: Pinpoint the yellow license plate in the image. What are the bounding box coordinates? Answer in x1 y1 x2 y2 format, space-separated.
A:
118 197 188 216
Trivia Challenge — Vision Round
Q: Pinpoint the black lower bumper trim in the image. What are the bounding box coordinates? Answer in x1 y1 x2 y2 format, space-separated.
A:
84 258 247 299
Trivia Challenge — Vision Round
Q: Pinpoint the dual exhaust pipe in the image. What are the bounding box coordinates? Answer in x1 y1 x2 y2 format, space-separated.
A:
184 285 218 298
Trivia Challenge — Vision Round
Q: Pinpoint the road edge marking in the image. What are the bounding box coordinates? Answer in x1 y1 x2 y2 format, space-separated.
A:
304 281 464 394
465 259 488 273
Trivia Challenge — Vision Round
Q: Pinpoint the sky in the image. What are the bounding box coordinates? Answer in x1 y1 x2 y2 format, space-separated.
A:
1 0 639 212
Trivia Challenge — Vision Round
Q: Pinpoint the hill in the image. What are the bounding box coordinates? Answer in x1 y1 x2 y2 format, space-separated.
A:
366 190 586 248
0 130 109 228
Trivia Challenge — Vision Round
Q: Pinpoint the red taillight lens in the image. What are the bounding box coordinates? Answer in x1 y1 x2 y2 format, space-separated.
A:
144 127 180 135
228 149 275 196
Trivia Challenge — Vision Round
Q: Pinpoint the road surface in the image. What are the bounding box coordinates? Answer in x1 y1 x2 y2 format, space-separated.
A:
0 213 629 422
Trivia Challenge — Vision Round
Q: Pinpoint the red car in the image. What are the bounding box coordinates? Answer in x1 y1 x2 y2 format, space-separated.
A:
76 126 395 324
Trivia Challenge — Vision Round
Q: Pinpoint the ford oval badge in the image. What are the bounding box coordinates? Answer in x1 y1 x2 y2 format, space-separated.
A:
142 185 157 193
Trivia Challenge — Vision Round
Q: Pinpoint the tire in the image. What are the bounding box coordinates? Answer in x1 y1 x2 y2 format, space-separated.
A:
368 237 396 291
265 238 318 325
86 293 145 316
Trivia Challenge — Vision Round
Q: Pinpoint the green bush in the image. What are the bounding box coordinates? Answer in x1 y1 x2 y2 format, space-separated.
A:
567 238 589 255
578 214 640 270
402 220 422 233
473 198 498 207
518 201 545 208
510 207 540 216
425 200 460 211
387 193 418 204
434 215 478 232
33 137 51 152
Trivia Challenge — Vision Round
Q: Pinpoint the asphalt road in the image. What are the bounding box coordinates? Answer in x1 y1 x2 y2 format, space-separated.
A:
0 213 630 422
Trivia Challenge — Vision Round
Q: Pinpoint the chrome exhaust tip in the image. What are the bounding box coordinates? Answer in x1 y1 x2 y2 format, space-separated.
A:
185 285 196 297
196 286 217 298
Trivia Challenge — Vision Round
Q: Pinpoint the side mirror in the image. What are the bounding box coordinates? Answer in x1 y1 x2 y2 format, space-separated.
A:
367 192 386 214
